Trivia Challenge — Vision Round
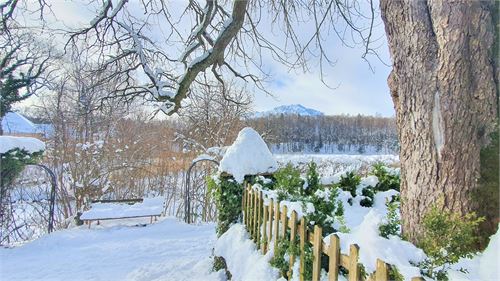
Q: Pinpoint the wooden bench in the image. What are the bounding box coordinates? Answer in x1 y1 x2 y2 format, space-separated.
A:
81 197 164 228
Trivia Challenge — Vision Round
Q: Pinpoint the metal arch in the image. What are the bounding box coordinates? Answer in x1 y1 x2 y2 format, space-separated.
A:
27 164 58 233
184 158 219 224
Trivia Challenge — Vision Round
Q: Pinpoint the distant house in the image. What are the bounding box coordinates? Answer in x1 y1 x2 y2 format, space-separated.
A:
1 112 53 137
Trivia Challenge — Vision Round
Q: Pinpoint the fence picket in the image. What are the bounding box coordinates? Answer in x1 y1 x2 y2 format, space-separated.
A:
376 259 388 281
348 244 360 281
281 205 288 238
268 199 274 248
253 190 258 242
273 201 280 254
288 211 297 278
328 234 340 281
256 191 262 247
299 217 306 281
262 201 268 253
312 225 323 281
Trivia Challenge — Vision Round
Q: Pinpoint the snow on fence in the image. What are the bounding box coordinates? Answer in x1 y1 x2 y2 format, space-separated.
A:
242 184 423 281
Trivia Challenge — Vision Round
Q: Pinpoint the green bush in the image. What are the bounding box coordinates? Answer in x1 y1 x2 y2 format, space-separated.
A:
418 201 485 280
304 161 320 196
208 175 243 236
337 171 360 198
371 163 400 192
378 199 401 238
274 163 304 200
1 148 44 189
304 187 344 235
360 187 375 207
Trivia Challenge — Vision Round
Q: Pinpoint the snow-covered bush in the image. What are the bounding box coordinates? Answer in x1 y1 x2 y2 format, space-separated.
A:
0 136 45 189
371 163 400 192
274 163 304 200
337 171 360 198
419 200 484 280
207 175 243 236
379 198 401 238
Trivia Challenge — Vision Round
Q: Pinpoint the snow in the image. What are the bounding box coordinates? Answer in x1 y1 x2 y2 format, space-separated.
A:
1 112 52 136
332 210 425 280
80 197 165 220
0 136 45 154
219 127 278 183
193 154 216 163
215 224 280 281
0 218 223 281
448 224 500 280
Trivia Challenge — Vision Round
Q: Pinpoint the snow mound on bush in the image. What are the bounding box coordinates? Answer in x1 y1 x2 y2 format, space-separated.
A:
219 127 277 183
0 136 45 153
332 210 425 280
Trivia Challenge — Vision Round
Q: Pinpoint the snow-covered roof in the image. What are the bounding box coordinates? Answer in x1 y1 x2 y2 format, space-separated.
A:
0 136 45 154
1 112 53 136
219 127 277 183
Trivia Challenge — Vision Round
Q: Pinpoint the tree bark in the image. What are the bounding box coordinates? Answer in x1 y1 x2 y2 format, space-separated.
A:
380 0 498 243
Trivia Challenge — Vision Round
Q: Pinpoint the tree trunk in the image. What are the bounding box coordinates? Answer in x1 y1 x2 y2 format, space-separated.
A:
380 0 498 243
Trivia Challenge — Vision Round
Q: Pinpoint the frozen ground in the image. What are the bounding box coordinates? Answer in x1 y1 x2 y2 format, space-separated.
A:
0 218 224 281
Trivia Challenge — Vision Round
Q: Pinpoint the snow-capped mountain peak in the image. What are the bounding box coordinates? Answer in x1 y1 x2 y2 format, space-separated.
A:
253 104 324 118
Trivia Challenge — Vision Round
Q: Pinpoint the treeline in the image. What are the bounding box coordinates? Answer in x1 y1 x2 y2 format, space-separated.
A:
249 114 399 154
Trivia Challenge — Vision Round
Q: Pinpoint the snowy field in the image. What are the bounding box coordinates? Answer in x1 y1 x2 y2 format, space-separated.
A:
0 218 223 281
275 153 399 176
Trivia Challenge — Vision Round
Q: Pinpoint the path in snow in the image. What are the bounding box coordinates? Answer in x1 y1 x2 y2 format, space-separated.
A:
0 218 225 281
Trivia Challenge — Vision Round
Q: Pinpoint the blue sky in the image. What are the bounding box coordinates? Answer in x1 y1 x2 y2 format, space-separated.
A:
251 9 395 117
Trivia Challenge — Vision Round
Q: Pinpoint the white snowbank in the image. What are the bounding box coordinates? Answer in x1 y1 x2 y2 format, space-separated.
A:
332 210 425 280
448 224 500 280
0 218 221 281
0 136 45 154
219 127 277 183
80 197 165 220
215 224 280 281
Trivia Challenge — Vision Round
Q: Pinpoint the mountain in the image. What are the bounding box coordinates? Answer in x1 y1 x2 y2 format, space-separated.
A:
253 104 324 118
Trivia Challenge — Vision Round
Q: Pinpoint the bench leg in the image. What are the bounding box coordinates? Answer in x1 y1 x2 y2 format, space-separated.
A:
150 216 153 224
88 221 91 229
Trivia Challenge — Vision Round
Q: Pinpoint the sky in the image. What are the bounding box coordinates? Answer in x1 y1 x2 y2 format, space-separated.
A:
15 0 395 117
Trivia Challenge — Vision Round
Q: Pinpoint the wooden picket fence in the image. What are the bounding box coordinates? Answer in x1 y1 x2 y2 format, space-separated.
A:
242 184 423 281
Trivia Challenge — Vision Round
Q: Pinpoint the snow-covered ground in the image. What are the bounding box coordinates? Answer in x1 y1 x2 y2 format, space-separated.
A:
0 218 224 281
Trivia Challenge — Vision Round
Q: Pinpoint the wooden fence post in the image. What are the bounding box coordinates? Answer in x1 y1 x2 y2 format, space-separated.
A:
280 205 288 238
268 199 274 247
288 211 297 278
253 190 258 242
261 201 268 253
328 234 340 281
273 201 280 254
348 244 360 281
411 278 425 281
243 186 248 226
256 191 262 246
312 225 323 281
247 188 252 233
242 184 246 220
299 217 306 281
375 259 388 281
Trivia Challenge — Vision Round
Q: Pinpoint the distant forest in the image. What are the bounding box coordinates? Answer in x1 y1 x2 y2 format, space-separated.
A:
249 114 399 154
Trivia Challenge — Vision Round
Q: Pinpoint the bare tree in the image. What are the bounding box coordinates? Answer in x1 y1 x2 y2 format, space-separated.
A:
179 78 252 150
62 0 375 115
